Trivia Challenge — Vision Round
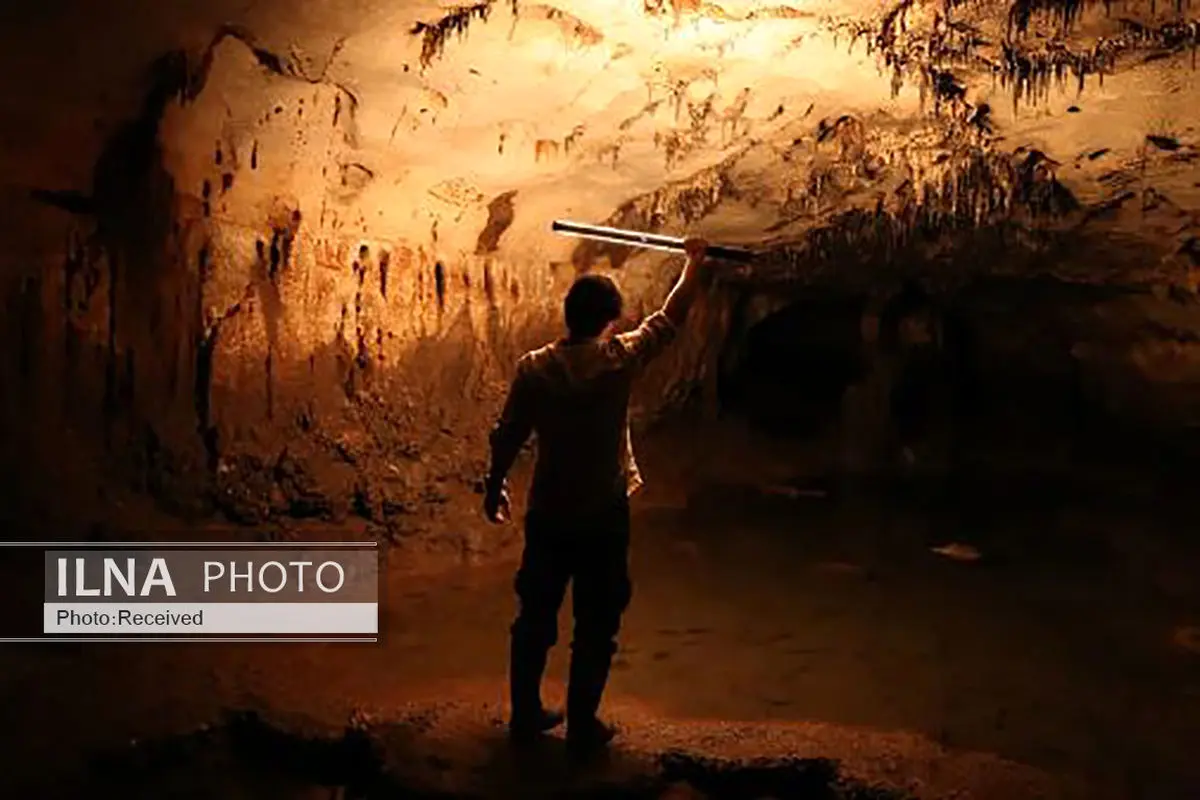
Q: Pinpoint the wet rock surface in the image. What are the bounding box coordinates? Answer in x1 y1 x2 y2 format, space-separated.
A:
3 425 1196 799
56 709 950 800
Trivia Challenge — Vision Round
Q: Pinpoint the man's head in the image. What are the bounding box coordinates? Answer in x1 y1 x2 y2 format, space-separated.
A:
564 274 623 340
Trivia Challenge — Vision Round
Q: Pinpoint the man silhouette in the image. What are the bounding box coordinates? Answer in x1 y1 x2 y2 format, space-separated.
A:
483 237 710 752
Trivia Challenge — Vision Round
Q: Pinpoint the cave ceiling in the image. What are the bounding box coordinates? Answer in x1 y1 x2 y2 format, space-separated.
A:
4 0 1200 289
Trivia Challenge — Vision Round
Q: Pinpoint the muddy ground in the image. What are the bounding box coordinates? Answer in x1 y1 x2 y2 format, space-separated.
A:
0 416 1197 799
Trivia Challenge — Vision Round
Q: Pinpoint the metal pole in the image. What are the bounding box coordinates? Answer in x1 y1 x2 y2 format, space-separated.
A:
551 219 756 263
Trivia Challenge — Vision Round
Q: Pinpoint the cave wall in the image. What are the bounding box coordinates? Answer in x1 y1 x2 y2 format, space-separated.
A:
5 0 1200 545
0 16 714 561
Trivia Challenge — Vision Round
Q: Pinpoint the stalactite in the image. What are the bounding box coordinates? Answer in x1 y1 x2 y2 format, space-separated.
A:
1009 0 1085 35
410 1 520 67
760 139 1078 284
830 0 1199 115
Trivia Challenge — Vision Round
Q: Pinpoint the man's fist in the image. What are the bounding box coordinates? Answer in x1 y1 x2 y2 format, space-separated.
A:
483 483 512 524
683 237 709 262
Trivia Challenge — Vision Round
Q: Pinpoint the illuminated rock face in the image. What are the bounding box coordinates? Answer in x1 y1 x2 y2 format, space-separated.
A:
2 0 1200 534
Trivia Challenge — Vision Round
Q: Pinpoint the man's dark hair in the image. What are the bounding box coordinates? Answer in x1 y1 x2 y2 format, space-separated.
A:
564 274 623 339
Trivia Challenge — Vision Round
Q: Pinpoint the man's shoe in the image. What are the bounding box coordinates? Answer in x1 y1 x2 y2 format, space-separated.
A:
509 708 565 742
565 718 617 754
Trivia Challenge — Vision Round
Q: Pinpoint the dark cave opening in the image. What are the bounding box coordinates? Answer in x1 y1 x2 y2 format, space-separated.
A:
718 291 868 439
715 278 1200 491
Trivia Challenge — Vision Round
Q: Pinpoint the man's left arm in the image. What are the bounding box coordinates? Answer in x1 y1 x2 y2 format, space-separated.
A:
485 361 535 513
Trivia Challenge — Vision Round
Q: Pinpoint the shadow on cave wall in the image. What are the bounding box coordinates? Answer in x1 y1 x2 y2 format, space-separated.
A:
0 32 542 547
1 49 207 525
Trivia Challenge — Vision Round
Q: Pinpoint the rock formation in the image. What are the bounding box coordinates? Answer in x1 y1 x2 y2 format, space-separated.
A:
2 0 1199 556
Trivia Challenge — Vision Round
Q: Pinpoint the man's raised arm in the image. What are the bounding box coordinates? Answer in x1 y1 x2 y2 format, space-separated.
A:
661 237 711 327
616 237 710 370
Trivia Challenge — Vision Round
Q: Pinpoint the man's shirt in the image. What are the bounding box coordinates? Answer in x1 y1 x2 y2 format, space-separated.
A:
490 311 677 515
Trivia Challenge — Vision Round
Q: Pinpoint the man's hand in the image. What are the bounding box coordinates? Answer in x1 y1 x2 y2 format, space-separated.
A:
682 237 712 285
683 237 708 265
483 480 512 524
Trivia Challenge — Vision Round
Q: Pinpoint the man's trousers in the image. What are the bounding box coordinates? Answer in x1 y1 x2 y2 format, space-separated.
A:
509 499 632 727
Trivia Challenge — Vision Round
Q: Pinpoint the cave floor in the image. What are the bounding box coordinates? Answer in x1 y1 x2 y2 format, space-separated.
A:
2 424 1199 799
